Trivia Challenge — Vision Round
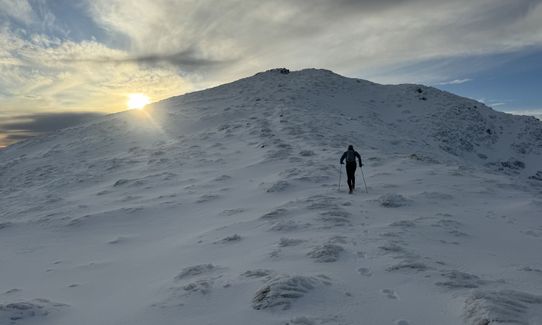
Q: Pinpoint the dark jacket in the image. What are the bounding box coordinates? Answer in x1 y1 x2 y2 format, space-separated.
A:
340 149 362 166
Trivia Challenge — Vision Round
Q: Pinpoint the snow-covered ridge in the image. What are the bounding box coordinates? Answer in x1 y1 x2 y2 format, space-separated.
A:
3 68 541 182
1 68 541 325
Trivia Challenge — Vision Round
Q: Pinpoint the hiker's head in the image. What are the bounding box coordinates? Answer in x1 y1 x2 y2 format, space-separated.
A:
348 145 354 150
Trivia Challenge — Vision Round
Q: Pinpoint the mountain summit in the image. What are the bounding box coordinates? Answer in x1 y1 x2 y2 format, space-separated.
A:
1 69 541 325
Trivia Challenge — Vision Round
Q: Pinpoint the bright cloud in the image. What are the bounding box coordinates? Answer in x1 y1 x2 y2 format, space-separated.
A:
0 27 191 115
505 109 542 118
0 0 34 23
437 79 472 85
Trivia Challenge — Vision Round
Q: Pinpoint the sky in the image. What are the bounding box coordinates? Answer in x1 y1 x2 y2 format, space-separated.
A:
1 0 542 147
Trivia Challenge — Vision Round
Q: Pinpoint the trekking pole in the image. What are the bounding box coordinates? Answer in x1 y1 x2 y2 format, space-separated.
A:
338 164 342 191
361 167 368 194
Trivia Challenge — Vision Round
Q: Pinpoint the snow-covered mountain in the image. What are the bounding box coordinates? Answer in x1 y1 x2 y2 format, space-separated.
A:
1 68 541 325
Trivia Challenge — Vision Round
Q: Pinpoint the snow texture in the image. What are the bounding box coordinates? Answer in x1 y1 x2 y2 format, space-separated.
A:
1 68 541 324
252 275 326 310
464 290 542 325
0 299 67 324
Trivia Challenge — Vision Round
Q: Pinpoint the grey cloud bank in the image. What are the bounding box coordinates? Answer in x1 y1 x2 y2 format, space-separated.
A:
0 112 105 146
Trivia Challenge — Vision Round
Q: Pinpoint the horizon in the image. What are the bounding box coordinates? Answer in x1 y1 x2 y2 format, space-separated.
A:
1 0 542 147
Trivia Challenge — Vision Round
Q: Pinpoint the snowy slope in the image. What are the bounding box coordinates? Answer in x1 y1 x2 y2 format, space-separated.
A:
1 68 542 325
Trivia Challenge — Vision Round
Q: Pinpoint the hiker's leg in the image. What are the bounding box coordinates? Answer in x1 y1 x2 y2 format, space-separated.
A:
352 165 356 189
346 163 356 191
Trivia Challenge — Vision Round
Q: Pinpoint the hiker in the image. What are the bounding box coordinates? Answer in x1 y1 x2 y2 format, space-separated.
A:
340 145 363 194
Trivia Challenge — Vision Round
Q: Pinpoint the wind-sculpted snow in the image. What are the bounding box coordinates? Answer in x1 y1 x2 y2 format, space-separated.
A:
266 180 291 193
175 264 219 280
307 243 344 263
386 260 429 272
378 193 411 208
463 290 542 325
241 269 276 279
252 275 329 310
436 270 491 289
0 299 67 324
0 68 541 324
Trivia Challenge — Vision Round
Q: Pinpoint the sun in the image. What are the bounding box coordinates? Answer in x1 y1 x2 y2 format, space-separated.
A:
127 93 150 110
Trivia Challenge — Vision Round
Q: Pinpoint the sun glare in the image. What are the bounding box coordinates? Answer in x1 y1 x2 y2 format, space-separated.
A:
127 93 150 110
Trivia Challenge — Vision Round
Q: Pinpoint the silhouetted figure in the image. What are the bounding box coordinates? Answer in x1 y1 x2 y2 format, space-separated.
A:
340 145 363 194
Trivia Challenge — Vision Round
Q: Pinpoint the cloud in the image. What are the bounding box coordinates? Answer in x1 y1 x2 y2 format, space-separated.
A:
62 48 233 72
85 0 542 83
0 0 34 24
0 112 106 147
504 109 542 120
3 0 542 94
437 78 472 85
0 28 193 116
477 98 509 108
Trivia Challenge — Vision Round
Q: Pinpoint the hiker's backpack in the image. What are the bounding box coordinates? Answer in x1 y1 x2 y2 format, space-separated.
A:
346 150 356 162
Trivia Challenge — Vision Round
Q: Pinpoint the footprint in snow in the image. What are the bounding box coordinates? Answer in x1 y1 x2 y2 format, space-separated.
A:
266 180 290 193
381 289 399 299
214 174 232 182
357 267 372 277
285 315 343 325
107 235 133 245
378 193 411 208
195 194 220 203
219 208 246 216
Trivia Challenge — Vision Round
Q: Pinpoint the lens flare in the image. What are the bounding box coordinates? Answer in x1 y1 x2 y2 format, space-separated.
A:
127 93 150 109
